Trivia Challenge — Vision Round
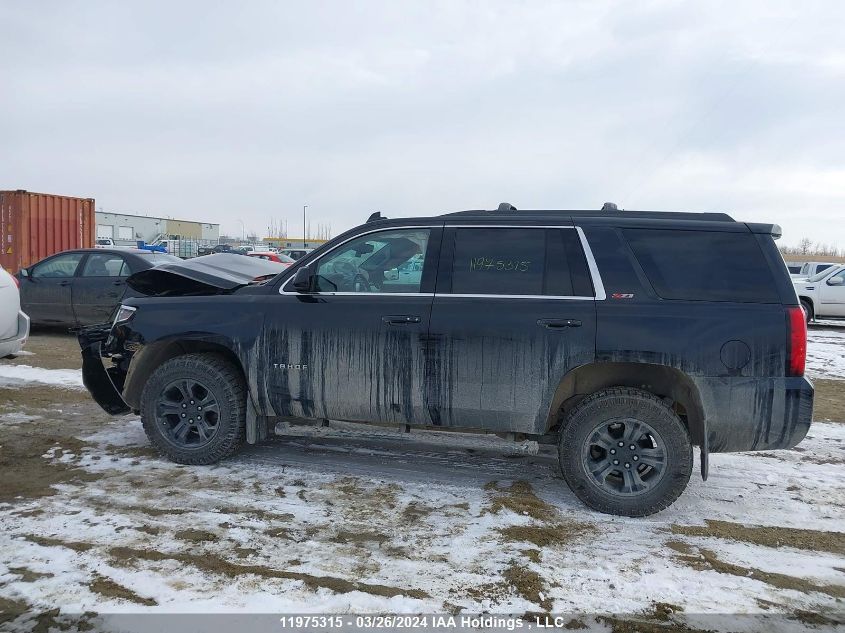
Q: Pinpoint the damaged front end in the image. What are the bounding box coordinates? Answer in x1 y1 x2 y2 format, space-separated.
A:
78 322 132 415
78 253 287 416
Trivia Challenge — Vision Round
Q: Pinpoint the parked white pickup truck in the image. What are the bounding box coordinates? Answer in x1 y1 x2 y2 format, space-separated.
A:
794 265 845 322
95 238 135 250
790 261 837 280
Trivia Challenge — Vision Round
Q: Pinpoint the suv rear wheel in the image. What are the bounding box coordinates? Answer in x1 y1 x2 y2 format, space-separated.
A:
140 353 246 465
558 387 693 517
800 298 814 324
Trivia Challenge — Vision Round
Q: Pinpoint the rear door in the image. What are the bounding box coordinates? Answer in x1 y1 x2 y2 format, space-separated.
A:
20 252 85 326
425 224 599 433
73 252 131 325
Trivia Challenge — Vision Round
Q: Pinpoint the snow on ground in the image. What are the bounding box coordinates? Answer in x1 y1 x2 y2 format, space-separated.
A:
0 328 842 630
1 414 843 629
0 364 83 389
807 325 845 379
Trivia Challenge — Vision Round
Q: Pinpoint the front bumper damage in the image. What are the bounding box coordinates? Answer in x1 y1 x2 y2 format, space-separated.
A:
78 323 131 415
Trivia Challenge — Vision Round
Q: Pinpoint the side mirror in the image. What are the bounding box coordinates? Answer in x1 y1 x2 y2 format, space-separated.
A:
19 268 29 278
291 266 313 292
828 277 844 287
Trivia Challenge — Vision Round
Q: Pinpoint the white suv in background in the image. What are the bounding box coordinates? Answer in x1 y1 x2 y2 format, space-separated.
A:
794 265 845 322
0 268 30 358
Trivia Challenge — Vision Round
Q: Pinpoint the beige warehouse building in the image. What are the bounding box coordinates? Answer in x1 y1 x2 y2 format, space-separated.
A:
95 211 220 245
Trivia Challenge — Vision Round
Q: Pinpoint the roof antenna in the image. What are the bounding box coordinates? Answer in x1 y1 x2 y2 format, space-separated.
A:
367 211 385 222
601 202 618 211
497 202 517 212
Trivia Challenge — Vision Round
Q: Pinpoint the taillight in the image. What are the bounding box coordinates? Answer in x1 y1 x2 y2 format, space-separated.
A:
786 306 806 377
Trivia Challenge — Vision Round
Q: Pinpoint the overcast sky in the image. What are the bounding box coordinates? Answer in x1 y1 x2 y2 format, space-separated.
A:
2 1 843 247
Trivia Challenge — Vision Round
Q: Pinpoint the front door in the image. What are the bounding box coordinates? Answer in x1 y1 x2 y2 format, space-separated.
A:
818 267 845 317
73 252 131 325
264 226 441 425
425 225 598 434
20 252 85 326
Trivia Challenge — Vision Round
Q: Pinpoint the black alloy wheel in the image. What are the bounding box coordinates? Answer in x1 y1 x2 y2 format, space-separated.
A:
155 378 221 448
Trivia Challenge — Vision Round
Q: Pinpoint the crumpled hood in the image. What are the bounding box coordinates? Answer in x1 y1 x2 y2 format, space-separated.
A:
127 253 287 296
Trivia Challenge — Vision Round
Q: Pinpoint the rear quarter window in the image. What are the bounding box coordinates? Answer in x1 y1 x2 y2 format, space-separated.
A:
623 229 779 302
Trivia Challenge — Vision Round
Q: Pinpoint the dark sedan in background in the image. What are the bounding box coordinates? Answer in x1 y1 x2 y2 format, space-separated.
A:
16 249 181 327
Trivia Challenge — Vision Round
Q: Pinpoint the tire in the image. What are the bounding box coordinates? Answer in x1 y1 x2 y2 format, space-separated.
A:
558 387 693 517
140 353 246 465
800 298 814 324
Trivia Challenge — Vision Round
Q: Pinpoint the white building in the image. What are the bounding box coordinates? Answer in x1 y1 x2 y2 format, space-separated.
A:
95 211 220 246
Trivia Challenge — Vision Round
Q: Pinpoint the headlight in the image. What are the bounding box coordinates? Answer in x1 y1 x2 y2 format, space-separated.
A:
114 305 137 324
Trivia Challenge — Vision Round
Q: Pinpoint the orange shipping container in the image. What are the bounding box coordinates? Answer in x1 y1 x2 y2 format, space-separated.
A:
0 190 95 274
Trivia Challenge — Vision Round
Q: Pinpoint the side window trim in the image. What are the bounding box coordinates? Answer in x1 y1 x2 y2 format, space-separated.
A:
277 223 606 299
437 225 605 301
279 225 441 296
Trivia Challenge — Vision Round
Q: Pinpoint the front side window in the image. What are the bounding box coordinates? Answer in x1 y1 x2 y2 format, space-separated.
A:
314 229 430 293
31 253 84 278
82 253 128 277
449 227 593 297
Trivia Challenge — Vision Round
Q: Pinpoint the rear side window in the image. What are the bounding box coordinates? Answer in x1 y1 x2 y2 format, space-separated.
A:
449 227 593 297
624 229 779 302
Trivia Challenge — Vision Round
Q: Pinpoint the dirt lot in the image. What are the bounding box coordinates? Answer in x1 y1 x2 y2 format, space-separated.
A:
0 330 843 632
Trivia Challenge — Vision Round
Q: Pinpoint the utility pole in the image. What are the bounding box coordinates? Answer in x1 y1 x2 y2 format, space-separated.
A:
303 205 308 247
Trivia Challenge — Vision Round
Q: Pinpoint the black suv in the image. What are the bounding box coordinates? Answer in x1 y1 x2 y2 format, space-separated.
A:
79 205 812 516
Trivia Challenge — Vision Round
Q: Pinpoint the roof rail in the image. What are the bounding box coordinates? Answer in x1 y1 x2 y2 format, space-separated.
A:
496 202 518 212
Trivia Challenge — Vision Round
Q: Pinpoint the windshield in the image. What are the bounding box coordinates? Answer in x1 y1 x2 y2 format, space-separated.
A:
807 265 844 283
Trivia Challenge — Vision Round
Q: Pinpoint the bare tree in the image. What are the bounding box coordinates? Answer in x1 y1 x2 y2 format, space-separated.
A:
798 237 813 255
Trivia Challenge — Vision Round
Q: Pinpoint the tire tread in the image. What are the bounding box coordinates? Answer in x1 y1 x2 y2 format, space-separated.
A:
558 387 693 517
140 352 246 465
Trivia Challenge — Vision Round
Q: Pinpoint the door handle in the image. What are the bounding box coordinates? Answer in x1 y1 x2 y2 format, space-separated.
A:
537 318 582 329
382 315 421 325
59 280 71 287
112 280 124 286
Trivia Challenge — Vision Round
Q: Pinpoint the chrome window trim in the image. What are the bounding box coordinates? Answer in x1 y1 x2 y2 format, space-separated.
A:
575 225 606 300
279 223 606 301
438 294 595 301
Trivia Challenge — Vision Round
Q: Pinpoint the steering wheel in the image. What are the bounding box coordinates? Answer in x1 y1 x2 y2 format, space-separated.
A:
330 260 357 276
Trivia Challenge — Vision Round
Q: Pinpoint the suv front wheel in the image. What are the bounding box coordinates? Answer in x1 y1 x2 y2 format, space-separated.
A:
558 387 693 517
140 353 246 465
